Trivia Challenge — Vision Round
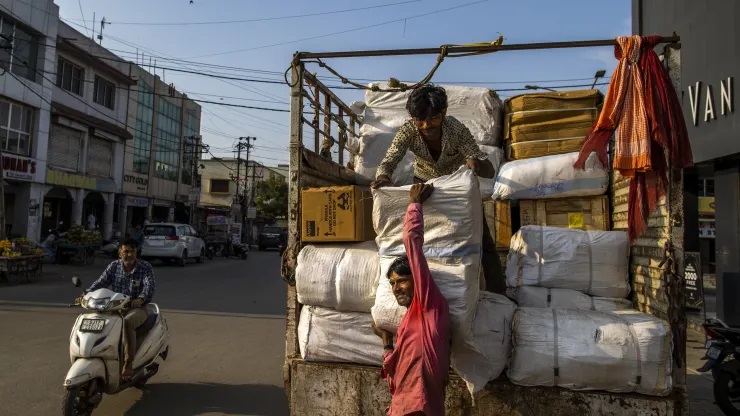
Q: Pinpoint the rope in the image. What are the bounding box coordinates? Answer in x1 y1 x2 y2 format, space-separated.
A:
290 35 505 92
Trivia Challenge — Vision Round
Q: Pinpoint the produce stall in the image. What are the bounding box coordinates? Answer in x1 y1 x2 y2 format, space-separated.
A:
0 238 43 285
55 226 102 265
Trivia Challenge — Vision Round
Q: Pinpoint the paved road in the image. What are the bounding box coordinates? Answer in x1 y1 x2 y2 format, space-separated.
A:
0 251 289 416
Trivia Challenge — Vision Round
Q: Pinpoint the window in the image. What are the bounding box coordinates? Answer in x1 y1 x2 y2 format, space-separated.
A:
143 225 176 236
93 76 115 109
181 108 199 185
0 15 39 82
0 99 33 156
210 179 230 194
87 137 113 177
133 81 154 174
154 99 181 181
56 57 84 96
49 124 82 170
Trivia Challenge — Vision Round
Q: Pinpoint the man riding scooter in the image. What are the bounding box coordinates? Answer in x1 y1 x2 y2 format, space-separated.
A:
75 238 155 381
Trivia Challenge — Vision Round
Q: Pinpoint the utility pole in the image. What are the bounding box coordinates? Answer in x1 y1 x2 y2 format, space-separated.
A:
236 137 256 244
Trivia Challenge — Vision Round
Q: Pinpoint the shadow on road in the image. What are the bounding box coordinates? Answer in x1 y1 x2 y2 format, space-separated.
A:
124 382 289 416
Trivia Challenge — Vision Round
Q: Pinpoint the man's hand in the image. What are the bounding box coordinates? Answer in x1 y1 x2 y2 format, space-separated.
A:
74 296 84 305
372 322 394 346
409 183 434 204
131 298 145 309
465 157 480 175
371 175 392 189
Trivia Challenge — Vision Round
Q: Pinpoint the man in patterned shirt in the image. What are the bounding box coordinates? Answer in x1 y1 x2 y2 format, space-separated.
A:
77 238 155 380
372 84 504 293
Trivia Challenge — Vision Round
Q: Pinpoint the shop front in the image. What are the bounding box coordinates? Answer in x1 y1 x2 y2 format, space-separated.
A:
45 168 118 240
636 0 740 323
2 153 45 239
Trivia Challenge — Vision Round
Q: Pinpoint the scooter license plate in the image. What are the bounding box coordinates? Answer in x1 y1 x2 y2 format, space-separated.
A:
80 318 105 332
707 346 722 360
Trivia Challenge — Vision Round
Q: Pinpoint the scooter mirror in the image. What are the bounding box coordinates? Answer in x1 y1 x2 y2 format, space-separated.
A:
72 276 82 287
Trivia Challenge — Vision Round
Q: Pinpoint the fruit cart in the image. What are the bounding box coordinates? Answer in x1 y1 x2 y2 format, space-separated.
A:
54 226 102 265
0 238 44 285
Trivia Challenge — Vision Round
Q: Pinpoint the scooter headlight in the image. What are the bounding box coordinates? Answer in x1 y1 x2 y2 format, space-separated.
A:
86 297 110 311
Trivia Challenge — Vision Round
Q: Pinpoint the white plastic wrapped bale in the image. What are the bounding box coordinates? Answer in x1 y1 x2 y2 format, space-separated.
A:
373 167 483 258
296 241 380 313
492 152 608 200
451 292 516 395
512 287 633 312
506 226 630 298
354 124 415 186
508 307 673 396
298 305 383 366
371 255 481 335
478 145 505 199
364 82 504 147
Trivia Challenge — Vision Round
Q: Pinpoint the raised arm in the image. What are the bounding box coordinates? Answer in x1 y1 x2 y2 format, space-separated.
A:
403 184 440 310
458 122 495 179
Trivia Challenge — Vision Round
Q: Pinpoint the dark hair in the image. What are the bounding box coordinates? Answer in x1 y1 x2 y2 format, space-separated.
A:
387 255 412 278
120 238 139 250
406 84 448 120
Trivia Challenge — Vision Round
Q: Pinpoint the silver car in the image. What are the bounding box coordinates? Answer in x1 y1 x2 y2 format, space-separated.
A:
141 223 206 266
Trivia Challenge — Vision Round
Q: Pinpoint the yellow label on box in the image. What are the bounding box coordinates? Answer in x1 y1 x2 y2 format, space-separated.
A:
301 185 374 242
568 212 584 229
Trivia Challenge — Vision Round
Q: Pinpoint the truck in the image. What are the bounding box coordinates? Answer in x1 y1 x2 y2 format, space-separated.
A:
280 37 691 415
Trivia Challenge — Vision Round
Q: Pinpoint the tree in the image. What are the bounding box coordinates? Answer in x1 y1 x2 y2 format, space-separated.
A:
254 175 288 219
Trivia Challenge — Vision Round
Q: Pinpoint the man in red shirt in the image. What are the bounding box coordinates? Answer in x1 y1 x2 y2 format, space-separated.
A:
373 183 452 416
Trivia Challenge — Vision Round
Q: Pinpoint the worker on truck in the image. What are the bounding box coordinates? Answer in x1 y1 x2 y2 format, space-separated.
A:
373 183 451 416
371 84 504 293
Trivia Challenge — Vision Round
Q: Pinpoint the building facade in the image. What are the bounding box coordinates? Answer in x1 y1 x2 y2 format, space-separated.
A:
46 21 132 241
120 65 201 233
633 0 739 322
0 0 58 241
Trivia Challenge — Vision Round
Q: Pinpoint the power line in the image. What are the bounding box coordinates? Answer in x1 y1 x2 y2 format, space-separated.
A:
89 0 422 26
187 0 489 59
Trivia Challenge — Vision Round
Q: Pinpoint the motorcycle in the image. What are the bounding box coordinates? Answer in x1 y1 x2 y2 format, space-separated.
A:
63 277 169 416
697 317 740 415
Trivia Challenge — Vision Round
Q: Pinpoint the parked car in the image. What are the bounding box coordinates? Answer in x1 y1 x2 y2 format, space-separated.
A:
141 223 206 266
258 226 283 251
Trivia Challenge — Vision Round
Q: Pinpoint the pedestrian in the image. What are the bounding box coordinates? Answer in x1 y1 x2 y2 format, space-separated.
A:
372 84 504 293
87 213 97 230
373 183 451 416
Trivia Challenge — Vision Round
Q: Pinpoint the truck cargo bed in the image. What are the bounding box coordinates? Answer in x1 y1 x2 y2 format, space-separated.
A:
289 360 684 416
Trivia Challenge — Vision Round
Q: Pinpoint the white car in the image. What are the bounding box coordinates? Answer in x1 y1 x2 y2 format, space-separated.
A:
141 223 206 266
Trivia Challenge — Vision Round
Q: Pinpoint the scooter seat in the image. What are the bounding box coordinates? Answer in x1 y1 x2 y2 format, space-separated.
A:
136 307 158 337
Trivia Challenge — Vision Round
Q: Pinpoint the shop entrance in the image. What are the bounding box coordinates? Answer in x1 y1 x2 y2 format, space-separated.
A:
42 187 73 237
83 192 105 231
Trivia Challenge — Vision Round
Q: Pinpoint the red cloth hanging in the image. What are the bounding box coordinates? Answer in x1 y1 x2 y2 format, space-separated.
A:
575 35 693 243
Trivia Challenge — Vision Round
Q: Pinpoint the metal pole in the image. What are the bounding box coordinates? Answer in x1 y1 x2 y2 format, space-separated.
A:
295 36 681 60
0 147 5 240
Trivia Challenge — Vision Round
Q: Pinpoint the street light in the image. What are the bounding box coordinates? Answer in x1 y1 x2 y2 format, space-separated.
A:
525 84 557 92
591 69 607 89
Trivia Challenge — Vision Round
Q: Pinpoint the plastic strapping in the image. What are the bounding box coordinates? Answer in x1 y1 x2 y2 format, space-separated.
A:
590 295 595 311
537 226 545 286
552 309 560 386
612 313 643 391
586 231 594 295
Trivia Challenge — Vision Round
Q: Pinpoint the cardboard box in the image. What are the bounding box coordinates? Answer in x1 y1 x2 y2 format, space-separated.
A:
301 185 375 242
484 200 513 249
519 195 610 231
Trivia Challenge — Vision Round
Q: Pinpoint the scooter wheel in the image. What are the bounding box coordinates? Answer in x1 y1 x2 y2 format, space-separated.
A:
714 370 740 415
62 385 93 416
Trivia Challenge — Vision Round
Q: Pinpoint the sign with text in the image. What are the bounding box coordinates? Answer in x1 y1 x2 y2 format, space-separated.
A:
126 196 149 207
684 251 704 309
46 169 117 192
123 174 148 194
2 154 37 181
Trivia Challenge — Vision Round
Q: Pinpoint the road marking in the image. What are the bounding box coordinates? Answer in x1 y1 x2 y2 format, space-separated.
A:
0 301 286 320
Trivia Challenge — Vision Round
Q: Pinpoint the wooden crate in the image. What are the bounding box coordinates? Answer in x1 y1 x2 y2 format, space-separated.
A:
483 200 512 249
519 195 610 231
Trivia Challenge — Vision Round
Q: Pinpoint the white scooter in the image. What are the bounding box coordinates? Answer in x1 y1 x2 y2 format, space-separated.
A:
63 277 169 416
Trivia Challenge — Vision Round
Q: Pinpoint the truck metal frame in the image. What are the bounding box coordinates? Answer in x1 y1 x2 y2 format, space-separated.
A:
282 38 690 415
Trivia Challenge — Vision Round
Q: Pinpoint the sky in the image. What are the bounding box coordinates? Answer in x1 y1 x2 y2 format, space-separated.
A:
54 0 632 166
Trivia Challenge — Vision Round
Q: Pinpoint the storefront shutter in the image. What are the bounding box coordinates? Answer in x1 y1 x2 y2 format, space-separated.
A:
87 136 113 177
49 124 81 171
